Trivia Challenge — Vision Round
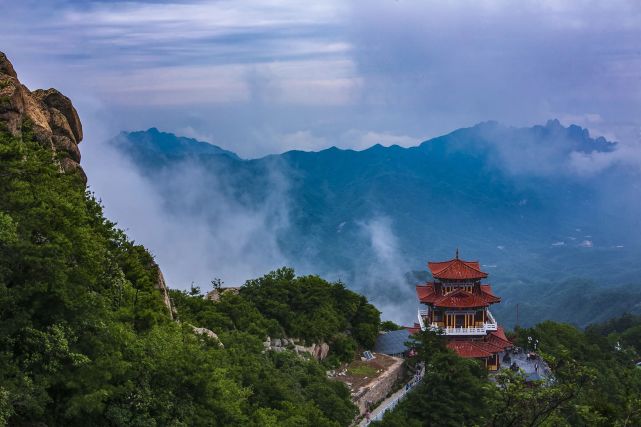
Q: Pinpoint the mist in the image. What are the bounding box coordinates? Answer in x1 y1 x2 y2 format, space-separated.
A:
83 136 292 291
82 123 423 323
7 0 640 326
357 217 418 325
81 116 641 326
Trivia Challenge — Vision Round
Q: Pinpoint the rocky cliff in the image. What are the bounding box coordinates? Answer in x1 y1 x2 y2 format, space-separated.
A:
155 265 175 318
0 51 85 181
0 52 175 315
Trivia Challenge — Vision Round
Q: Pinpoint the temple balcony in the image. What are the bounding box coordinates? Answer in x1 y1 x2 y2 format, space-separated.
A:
485 310 498 331
429 325 491 335
417 308 428 331
417 308 498 335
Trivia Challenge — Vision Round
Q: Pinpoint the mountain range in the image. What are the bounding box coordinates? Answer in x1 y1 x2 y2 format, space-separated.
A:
108 122 641 327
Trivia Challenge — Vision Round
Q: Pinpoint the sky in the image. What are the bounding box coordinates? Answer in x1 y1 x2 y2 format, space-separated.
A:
2 0 641 158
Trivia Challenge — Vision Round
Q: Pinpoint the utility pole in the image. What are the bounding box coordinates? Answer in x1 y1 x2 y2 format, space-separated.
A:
516 303 519 328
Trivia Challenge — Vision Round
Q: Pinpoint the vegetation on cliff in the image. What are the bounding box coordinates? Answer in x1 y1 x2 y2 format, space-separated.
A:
0 127 363 426
171 268 380 365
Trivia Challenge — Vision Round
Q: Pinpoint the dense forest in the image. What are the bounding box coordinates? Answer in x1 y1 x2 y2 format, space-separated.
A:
374 318 641 426
0 125 379 426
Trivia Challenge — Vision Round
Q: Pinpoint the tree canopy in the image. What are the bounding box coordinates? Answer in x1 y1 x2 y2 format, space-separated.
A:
374 317 641 427
0 126 362 426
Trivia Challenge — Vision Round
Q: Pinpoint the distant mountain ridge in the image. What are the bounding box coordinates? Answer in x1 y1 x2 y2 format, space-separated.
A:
116 127 240 159
109 121 641 327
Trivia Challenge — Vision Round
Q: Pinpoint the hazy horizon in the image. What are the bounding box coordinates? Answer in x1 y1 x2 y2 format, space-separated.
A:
2 1 641 158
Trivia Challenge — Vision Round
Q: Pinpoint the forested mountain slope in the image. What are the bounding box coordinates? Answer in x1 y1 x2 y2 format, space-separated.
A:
110 121 641 327
0 51 375 427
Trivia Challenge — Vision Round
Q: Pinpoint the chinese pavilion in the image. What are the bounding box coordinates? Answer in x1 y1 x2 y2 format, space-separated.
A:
415 251 512 370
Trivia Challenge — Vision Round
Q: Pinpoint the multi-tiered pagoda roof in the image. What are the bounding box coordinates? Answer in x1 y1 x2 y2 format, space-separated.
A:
416 282 500 308
414 252 512 370
427 258 488 280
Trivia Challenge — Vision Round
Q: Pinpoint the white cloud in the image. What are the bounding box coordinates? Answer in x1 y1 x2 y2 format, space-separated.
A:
4 0 641 157
356 217 415 324
569 140 641 176
83 138 292 289
579 240 593 248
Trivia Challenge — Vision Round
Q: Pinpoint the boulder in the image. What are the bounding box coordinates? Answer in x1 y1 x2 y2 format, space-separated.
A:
192 326 224 348
294 341 330 360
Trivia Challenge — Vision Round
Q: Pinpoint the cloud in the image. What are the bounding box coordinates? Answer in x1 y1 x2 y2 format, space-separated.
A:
458 120 641 179
83 137 292 289
347 0 641 146
578 240 593 248
4 0 641 157
356 217 416 324
1 0 357 107
569 140 641 176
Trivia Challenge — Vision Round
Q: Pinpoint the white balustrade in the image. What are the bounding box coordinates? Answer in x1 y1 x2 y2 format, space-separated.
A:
486 309 497 325
417 309 426 331
417 309 499 335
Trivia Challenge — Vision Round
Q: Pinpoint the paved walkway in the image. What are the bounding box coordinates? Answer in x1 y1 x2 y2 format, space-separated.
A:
358 365 424 426
499 349 552 381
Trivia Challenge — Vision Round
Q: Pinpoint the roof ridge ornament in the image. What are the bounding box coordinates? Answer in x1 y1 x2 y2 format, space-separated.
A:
456 248 459 259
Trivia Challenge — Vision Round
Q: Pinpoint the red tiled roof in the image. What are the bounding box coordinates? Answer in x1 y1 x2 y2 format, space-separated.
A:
416 283 500 307
432 288 489 308
416 283 437 302
428 258 488 280
406 324 422 335
480 284 501 303
488 327 512 350
447 341 493 358
447 334 512 359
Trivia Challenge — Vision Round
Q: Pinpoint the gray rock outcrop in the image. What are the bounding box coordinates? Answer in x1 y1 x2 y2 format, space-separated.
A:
192 326 224 348
263 336 330 360
154 266 175 318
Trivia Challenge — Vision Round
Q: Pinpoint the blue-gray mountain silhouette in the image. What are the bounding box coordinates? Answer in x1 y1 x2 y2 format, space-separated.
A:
110 121 641 327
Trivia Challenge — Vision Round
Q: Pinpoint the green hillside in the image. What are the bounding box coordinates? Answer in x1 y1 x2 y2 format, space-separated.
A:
0 125 378 426
374 317 641 426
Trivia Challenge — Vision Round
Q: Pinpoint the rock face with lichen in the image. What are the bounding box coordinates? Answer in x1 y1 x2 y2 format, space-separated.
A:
0 52 175 316
0 51 85 182
154 265 175 318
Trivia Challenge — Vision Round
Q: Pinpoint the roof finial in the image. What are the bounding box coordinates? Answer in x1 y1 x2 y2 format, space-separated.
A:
455 248 459 259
